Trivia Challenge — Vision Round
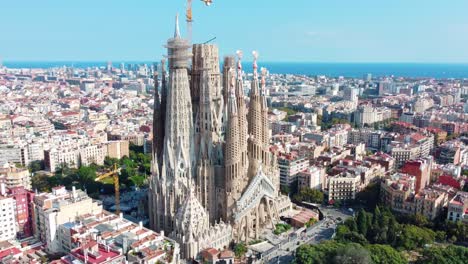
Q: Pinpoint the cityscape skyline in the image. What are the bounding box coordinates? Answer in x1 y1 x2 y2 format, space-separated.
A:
1 0 468 62
0 1 467 263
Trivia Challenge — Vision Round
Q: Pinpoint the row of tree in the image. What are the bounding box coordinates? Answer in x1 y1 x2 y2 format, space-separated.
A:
31 146 152 197
292 188 325 204
338 207 439 250
296 206 468 264
296 241 407 264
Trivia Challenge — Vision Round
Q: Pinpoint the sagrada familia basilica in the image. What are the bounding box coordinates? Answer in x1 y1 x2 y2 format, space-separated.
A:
148 16 291 260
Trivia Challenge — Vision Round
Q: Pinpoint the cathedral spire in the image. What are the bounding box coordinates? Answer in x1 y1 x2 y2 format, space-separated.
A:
228 69 238 115
235 50 248 176
252 50 258 79
251 51 260 96
174 14 181 38
152 24 194 234
236 50 243 82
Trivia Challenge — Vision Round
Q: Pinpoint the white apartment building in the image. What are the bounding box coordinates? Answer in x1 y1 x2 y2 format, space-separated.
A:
272 121 297 135
447 191 468 223
27 140 46 162
413 97 434 113
328 129 349 148
390 144 420 167
0 144 30 167
354 105 392 127
44 142 107 172
0 194 17 241
79 144 106 167
33 186 103 253
298 166 325 190
328 173 361 201
278 155 309 189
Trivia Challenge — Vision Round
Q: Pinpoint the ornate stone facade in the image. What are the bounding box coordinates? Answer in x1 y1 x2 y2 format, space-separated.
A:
149 16 291 260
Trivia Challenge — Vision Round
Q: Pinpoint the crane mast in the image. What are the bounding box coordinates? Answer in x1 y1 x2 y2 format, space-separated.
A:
186 0 193 44
95 163 121 215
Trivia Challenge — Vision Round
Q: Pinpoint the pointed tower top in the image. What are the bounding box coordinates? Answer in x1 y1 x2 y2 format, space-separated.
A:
236 50 243 80
228 70 238 115
174 14 181 38
252 50 259 78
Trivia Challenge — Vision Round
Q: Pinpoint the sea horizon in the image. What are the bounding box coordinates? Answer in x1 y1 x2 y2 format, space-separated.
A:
3 61 468 79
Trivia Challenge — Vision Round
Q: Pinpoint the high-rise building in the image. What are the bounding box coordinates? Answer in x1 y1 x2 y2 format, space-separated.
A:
148 15 291 259
7 186 35 238
0 187 17 241
278 155 309 190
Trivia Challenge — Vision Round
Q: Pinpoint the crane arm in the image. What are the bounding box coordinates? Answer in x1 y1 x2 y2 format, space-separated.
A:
95 163 121 215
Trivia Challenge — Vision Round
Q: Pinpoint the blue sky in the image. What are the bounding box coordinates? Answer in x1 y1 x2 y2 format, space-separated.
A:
1 0 468 62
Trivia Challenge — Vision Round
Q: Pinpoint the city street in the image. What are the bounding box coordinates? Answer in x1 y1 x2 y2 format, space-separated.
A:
263 206 352 264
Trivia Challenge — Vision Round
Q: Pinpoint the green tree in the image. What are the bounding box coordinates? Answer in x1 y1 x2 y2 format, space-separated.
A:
344 218 358 232
274 223 292 235
368 207 381 242
332 243 372 264
32 174 54 192
29 160 44 172
396 225 435 250
293 188 325 204
233 242 247 258
366 244 406 264
356 209 369 237
414 213 430 227
445 221 468 243
129 175 146 188
104 156 119 168
416 245 468 264
338 231 369 245
77 166 97 182
280 185 290 195
435 231 446 242
386 217 398 245
296 241 343 264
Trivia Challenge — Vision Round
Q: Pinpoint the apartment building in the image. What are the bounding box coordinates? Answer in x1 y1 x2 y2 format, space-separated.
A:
0 144 29 167
328 172 361 202
0 190 17 241
278 154 309 189
447 191 468 223
33 186 102 253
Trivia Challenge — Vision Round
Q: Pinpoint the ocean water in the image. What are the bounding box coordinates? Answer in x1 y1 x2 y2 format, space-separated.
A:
3 61 468 79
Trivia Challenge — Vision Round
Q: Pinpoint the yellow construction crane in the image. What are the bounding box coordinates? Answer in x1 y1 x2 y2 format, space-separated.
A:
186 0 193 43
95 163 121 215
201 0 213 6
186 0 213 43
